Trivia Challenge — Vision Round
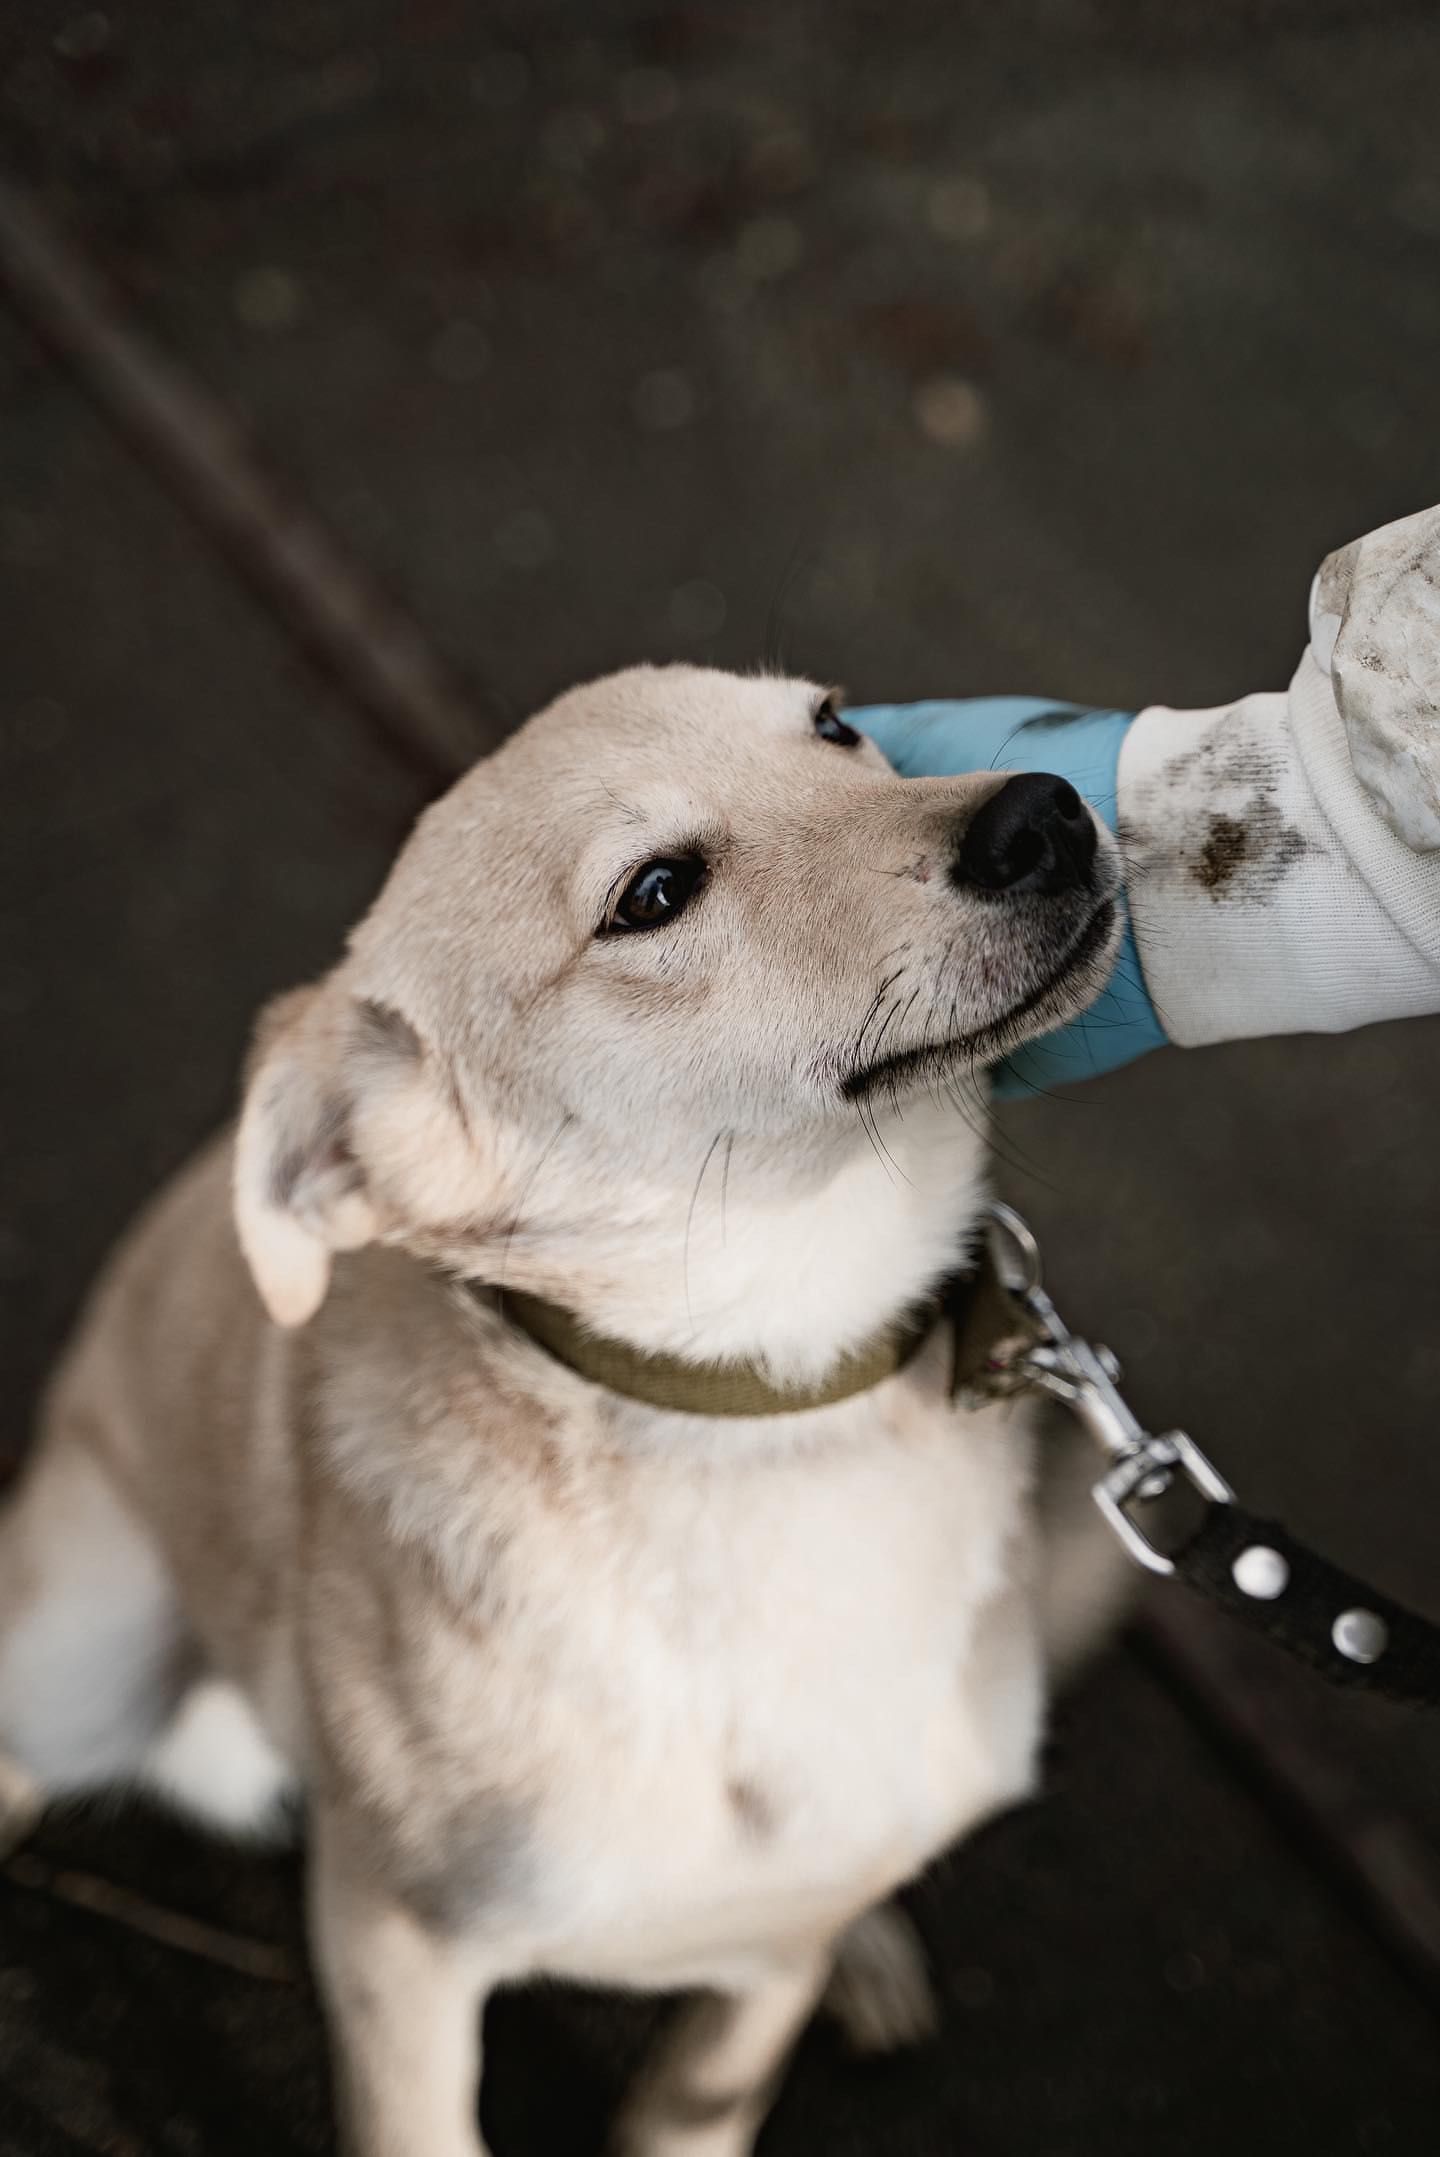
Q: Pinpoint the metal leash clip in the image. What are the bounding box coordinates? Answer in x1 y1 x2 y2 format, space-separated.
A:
982 1202 1234 1575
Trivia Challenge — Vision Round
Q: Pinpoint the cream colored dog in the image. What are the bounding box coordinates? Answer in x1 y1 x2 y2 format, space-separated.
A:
0 667 1122 2157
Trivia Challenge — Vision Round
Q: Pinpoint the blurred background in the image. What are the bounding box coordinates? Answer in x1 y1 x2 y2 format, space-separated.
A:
3 2 1440 2150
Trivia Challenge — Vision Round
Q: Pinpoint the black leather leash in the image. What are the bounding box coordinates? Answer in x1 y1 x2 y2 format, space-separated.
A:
957 1203 1440 1710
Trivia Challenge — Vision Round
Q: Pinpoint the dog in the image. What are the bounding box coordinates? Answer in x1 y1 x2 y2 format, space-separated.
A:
0 666 1125 2157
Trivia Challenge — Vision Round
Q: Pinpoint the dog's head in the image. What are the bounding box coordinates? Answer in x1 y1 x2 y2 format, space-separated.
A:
234 667 1118 1365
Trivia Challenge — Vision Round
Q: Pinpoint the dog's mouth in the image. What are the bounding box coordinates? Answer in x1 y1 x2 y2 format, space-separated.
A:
839 897 1118 1102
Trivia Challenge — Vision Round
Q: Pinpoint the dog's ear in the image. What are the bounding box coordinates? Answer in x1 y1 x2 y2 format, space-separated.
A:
233 983 423 1326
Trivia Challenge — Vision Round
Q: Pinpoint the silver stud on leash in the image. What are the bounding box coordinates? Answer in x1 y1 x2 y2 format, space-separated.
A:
1232 1545 1290 1601
1332 1608 1388 1664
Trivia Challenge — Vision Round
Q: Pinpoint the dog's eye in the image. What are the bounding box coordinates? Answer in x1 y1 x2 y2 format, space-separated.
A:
814 697 860 748
606 855 707 933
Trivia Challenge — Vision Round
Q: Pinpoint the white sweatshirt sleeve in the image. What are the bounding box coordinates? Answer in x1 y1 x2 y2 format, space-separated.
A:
1117 505 1440 1048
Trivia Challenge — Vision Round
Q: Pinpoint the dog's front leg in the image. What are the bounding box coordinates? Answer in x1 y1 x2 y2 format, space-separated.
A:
615 1950 831 2157
309 1811 494 2157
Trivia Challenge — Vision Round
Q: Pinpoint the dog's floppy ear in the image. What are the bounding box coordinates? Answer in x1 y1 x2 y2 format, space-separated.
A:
233 982 419 1326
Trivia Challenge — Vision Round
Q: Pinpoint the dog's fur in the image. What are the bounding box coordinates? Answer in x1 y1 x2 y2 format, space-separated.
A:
0 667 1125 2157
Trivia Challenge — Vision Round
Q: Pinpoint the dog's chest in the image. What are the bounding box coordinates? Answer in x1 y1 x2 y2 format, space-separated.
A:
377 1369 1044 1987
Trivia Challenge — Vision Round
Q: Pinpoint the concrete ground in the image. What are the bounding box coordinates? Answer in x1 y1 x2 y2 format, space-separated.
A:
2 2 1439 2150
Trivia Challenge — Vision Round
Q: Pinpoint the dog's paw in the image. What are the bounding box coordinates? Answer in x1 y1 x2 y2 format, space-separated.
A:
823 1903 938 2054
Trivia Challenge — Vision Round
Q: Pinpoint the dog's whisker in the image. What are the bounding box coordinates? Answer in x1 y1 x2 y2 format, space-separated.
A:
865 1097 911 1186
852 1097 897 1186
891 986 924 1053
598 780 647 826
719 1133 736 1246
683 1128 728 1341
852 968 906 1063
866 992 904 1063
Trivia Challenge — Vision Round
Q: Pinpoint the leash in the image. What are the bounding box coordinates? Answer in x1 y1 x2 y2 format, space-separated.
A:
962 1203 1440 1710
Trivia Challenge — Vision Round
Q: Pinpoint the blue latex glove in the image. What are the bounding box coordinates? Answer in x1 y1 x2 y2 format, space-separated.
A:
851 699 1166 1094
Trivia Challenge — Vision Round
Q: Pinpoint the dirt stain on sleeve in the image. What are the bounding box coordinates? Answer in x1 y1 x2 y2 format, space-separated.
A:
1191 796 1310 900
1122 709 1319 908
1194 813 1251 891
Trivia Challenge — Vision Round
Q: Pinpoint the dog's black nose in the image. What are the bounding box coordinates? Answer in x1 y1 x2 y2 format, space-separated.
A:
953 772 1097 897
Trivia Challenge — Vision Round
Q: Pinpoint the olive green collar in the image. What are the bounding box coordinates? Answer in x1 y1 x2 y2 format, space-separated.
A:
483 1210 1053 1418
495 1287 935 1415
